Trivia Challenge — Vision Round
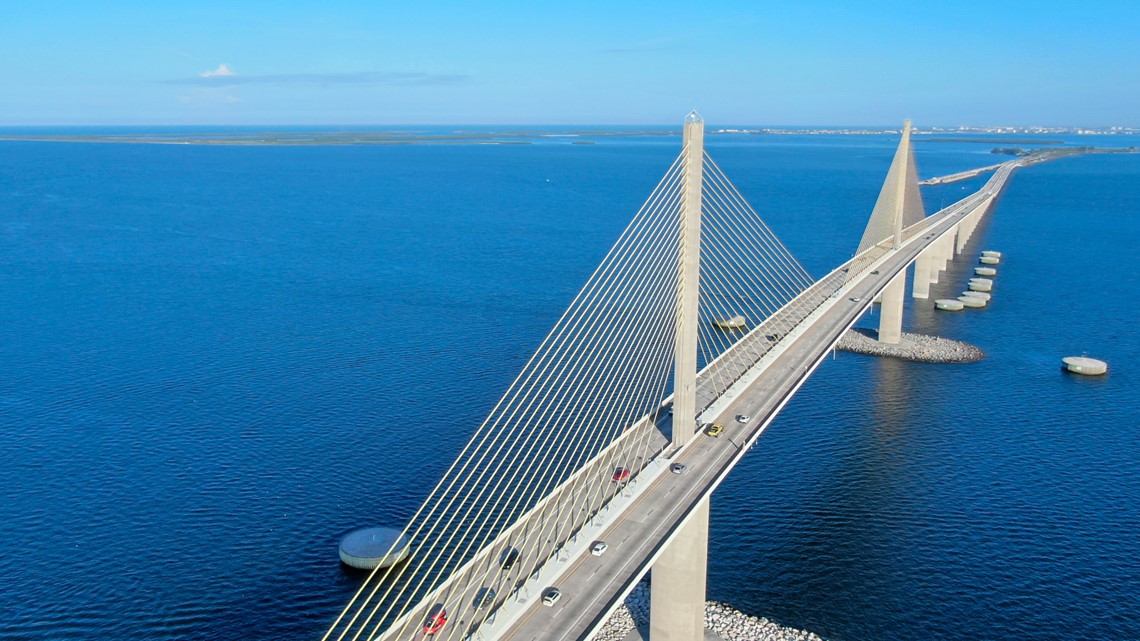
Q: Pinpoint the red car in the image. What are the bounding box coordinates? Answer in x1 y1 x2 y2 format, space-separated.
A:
612 467 630 483
423 608 447 635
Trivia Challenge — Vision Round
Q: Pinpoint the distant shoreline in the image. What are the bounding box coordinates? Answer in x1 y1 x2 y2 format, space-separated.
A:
921 137 1066 144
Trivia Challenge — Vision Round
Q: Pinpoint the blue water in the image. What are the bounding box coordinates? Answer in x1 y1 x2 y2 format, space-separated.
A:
1 132 1137 641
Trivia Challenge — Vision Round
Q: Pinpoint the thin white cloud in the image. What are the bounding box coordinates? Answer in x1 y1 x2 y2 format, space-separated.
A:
166 70 465 86
200 64 236 78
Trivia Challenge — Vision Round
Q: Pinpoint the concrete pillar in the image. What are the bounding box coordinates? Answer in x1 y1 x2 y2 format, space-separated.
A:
878 271 905 343
912 250 934 299
671 112 703 448
650 498 709 641
930 230 948 278
956 217 970 253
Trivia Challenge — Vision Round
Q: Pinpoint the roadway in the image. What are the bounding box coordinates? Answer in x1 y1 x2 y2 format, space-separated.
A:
918 162 1002 185
497 162 1017 641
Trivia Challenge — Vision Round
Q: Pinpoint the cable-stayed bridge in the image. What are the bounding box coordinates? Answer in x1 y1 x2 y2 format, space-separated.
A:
323 114 1022 641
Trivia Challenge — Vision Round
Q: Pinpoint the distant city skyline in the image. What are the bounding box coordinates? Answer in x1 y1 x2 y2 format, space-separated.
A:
3 0 1137 127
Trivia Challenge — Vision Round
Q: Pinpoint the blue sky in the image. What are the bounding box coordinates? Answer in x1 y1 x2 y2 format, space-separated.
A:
2 0 1136 126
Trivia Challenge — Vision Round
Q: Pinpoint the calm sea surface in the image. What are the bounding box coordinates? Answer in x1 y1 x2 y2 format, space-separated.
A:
1 130 1137 640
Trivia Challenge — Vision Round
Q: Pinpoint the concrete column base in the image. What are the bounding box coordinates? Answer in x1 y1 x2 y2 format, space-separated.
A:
649 498 709 641
624 625 723 641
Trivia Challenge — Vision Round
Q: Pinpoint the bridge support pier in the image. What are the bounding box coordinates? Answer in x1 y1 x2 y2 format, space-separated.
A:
929 231 944 276
912 250 936 299
955 218 971 254
878 270 905 343
938 230 955 273
650 497 709 641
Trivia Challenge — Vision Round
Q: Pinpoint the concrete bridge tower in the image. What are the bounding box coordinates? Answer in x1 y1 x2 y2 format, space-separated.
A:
850 120 925 343
651 112 710 641
671 110 704 448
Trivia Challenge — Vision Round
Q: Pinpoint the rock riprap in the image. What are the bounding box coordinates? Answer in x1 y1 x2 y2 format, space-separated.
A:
837 328 983 363
594 580 826 641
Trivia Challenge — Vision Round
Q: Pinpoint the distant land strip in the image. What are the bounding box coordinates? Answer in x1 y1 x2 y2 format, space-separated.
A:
919 137 1065 144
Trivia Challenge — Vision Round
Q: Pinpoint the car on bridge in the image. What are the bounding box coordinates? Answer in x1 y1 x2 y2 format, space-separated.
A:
671 463 687 474
850 296 862 302
499 548 519 571
704 423 724 437
590 541 608 556
474 588 496 609
736 414 750 423
423 607 447 635
542 588 562 607
612 467 630 483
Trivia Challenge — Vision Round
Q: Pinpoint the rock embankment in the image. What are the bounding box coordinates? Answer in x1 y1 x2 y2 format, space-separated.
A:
837 328 983 363
594 581 825 641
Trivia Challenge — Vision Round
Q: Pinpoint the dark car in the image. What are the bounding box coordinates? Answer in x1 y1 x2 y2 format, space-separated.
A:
500 548 520 571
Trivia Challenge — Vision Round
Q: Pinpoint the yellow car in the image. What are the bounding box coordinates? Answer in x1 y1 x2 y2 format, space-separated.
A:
704 423 724 437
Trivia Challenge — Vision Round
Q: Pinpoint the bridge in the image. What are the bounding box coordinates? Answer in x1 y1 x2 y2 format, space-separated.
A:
323 115 1024 641
917 161 1002 185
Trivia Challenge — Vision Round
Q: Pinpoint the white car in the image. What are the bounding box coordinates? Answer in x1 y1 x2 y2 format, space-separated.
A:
542 588 562 606
590 541 608 556
736 414 750 423
670 463 687 474
849 296 862 302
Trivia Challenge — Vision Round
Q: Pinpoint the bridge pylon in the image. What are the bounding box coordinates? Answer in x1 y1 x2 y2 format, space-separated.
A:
671 111 704 447
648 113 711 641
855 120 924 343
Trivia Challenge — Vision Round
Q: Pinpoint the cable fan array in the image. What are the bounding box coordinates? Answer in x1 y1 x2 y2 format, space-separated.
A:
325 151 691 641
846 123 926 281
695 152 817 398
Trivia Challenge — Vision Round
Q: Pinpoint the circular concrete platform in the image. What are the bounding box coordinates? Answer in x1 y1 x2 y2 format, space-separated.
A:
339 527 411 569
935 299 965 311
982 250 1003 258
968 282 992 292
980 256 1000 265
958 296 987 308
975 267 997 276
1062 356 1108 375
714 315 747 330
961 291 991 301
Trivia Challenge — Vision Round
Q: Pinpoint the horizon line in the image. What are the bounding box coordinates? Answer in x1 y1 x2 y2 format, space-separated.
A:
0 122 1135 131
